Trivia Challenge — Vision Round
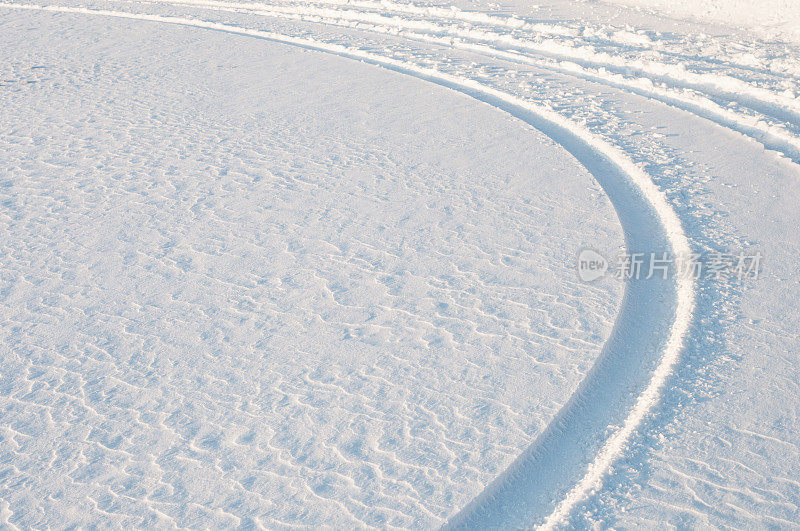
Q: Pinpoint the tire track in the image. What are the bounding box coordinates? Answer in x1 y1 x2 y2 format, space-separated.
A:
0 3 695 527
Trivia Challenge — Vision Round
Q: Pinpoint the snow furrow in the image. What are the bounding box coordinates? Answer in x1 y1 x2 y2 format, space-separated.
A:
140 0 800 127
271 0 564 32
292 0 800 80
139 0 573 35
0 2 695 527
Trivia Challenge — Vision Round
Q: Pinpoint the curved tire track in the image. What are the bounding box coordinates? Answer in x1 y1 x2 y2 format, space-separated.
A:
135 0 800 163
0 3 695 527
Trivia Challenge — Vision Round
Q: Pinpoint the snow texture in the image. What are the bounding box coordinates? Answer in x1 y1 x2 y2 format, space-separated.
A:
1 0 799 528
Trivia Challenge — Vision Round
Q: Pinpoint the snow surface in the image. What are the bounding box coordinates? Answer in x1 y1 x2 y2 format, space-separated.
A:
1 0 800 528
0 9 625 528
602 0 800 43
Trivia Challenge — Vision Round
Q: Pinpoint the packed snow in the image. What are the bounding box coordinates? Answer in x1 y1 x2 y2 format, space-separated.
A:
1 0 799 528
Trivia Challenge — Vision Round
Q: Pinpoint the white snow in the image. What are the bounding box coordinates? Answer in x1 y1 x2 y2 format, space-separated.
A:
1 0 800 528
0 8 625 527
602 0 800 43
